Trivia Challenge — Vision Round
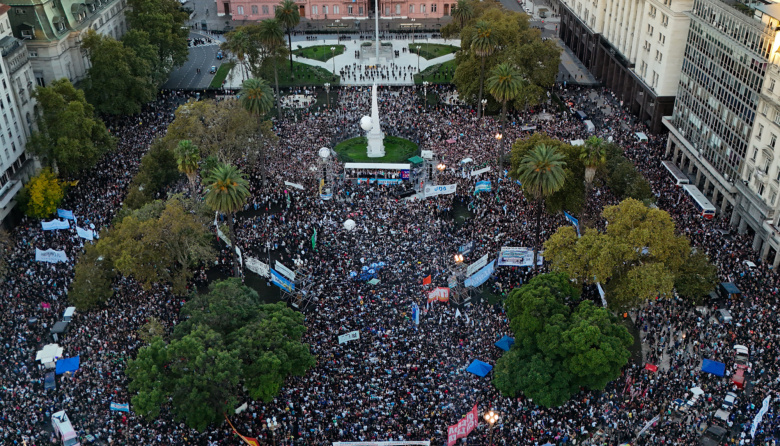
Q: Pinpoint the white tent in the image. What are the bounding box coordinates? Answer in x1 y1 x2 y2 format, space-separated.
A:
343 219 356 231
459 157 474 164
36 343 63 369
570 139 585 146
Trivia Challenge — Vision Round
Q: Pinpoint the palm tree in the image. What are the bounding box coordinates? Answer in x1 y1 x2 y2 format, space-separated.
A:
516 144 567 268
175 139 200 197
204 163 250 277
580 136 606 190
275 0 300 74
221 28 254 81
471 21 498 119
452 0 474 29
258 19 286 118
487 63 524 168
239 78 274 183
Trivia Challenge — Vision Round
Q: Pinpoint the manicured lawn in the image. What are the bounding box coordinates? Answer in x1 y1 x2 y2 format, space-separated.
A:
334 136 419 163
209 63 233 88
414 59 457 84
264 61 340 87
292 45 345 62
409 43 459 60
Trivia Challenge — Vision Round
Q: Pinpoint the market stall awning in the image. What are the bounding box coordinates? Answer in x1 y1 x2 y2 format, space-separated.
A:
466 360 493 377
55 356 80 375
494 335 515 352
701 359 725 377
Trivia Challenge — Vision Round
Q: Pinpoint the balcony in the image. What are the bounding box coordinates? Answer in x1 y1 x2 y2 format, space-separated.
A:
0 179 21 210
756 166 768 178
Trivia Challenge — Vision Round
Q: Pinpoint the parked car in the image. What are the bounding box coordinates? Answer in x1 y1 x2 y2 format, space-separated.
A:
717 308 733 323
217 50 224 60
209 65 217 74
722 392 737 409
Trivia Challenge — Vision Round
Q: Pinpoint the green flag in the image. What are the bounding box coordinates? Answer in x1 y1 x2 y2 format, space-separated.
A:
311 228 317 250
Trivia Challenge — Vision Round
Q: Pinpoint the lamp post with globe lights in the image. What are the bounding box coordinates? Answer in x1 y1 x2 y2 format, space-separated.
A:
266 417 280 441
484 410 499 445
324 82 331 109
481 98 488 120
416 45 421 72
422 80 429 109
331 46 336 75
495 132 503 171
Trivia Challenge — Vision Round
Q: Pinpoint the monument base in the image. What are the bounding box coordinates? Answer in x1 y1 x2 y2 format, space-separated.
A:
366 131 386 158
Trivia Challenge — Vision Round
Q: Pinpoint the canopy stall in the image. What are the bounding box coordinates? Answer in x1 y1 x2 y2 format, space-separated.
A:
701 359 726 377
494 335 515 352
466 360 493 377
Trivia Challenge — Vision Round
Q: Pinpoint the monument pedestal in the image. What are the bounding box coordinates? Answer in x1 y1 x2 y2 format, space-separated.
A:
364 83 385 158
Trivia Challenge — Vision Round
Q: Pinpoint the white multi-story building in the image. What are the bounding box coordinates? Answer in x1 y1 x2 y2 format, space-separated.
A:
558 0 693 133
4 0 128 87
0 3 36 223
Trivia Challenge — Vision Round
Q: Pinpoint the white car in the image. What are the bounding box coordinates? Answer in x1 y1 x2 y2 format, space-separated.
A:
722 392 738 409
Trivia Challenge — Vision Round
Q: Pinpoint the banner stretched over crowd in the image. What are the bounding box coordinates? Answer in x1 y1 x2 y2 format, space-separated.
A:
338 330 360 344
244 257 270 278
57 209 75 220
333 442 430 446
474 181 492 193
466 254 489 277
41 219 70 231
447 403 479 446
427 287 450 303
470 166 491 177
497 247 543 267
424 184 457 198
110 402 130 412
751 395 772 438
270 269 295 292
464 260 495 288
284 181 304 190
76 227 94 241
35 248 69 263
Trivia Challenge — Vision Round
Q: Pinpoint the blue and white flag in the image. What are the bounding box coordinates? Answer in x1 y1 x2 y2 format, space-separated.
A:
35 248 69 263
475 181 492 193
41 219 70 231
76 227 94 241
110 402 130 412
465 260 495 288
751 395 772 438
563 211 580 237
57 209 75 220
411 303 420 325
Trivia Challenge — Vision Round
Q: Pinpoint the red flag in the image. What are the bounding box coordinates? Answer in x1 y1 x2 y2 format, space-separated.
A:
422 275 432 285
447 403 479 446
225 415 261 446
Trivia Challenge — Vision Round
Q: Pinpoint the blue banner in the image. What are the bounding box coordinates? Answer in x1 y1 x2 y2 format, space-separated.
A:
57 209 75 220
400 169 410 180
41 219 70 231
458 241 474 255
464 260 495 288
270 269 295 292
357 178 403 185
563 211 580 237
110 402 130 412
475 181 492 193
411 303 419 325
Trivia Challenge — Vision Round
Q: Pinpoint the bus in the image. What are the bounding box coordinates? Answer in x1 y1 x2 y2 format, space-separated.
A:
661 160 690 187
682 184 716 219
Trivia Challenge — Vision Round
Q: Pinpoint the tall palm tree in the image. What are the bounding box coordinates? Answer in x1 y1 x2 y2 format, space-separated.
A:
471 21 498 119
258 19 286 118
580 136 606 190
204 163 250 277
275 0 300 74
175 139 200 197
452 0 474 28
516 144 567 268
221 28 254 81
487 63 524 168
239 78 274 183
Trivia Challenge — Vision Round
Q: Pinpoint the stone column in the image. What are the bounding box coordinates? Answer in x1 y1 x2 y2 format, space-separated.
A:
730 206 741 228
753 231 763 252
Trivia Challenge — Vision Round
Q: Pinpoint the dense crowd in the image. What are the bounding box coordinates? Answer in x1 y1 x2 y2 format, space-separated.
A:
0 83 778 446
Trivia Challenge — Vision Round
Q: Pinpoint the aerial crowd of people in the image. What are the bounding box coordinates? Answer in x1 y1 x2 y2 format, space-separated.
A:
0 83 778 446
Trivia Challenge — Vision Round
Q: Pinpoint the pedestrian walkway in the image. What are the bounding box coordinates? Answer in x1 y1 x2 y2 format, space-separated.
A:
223 36 460 88
556 40 599 86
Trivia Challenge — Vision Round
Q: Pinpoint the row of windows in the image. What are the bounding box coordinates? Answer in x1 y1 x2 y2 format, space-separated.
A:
237 2 440 16
692 0 775 60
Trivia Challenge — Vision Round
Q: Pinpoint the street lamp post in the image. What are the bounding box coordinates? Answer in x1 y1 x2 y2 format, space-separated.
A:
480 98 487 120
422 80 429 109
266 417 279 442
495 132 503 171
324 82 331 109
416 45 421 72
484 410 499 446
331 46 336 76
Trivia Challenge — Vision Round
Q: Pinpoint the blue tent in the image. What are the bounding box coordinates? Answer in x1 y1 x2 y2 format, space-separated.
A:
55 356 80 375
466 360 493 377
701 359 725 377
495 335 515 352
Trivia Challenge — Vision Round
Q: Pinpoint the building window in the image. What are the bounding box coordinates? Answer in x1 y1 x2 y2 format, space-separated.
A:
752 147 759 161
409 4 414 13
771 79 776 92
312 5 318 14
323 5 328 14
649 5 656 17
262 5 269 14
758 124 764 139
775 169 780 182
358 6 363 14
661 14 668 27
395 4 400 14
658 33 665 45
236 5 244 15
771 133 777 147
421 4 426 13
251 5 258 14
647 24 653 36
348 5 353 14
763 104 769 116
431 3 437 12
334 5 339 13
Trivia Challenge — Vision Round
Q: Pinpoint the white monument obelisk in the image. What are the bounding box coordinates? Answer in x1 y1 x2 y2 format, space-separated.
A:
361 83 385 158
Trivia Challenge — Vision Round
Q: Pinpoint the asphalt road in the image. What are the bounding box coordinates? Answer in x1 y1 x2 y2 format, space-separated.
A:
162 33 223 90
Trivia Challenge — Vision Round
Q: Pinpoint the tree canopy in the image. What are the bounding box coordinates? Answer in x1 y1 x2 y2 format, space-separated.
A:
494 273 632 407
16 167 66 218
544 198 692 309
127 279 315 431
81 29 156 115
27 79 115 177
453 6 560 112
69 243 116 310
125 0 189 82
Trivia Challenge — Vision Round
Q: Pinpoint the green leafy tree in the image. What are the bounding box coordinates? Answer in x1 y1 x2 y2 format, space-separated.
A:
674 250 718 303
128 279 314 431
27 79 115 177
514 144 567 268
452 0 475 29
275 0 300 74
126 0 189 81
470 21 497 119
544 198 691 309
511 133 586 214
580 136 606 190
175 140 200 197
239 78 274 182
257 19 286 117
494 273 632 407
97 196 216 294
124 139 180 210
138 317 166 344
69 243 116 310
122 29 169 88
221 28 257 81
603 142 654 203
486 63 524 166
81 29 155 115
204 164 250 277
16 168 66 218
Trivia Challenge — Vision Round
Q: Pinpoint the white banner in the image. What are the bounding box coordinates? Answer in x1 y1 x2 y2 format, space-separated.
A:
497 247 543 267
245 257 270 278
423 184 457 198
76 226 94 241
751 395 772 438
284 181 304 190
470 166 491 177
466 253 489 277
333 442 430 446
41 219 70 231
338 330 360 344
35 248 69 263
275 260 296 281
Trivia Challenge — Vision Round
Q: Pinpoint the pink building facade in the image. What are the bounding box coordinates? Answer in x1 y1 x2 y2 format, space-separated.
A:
218 0 456 22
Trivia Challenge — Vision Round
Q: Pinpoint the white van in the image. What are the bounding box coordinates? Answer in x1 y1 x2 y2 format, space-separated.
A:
52 411 80 446
63 307 76 322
